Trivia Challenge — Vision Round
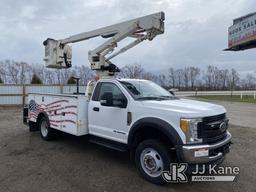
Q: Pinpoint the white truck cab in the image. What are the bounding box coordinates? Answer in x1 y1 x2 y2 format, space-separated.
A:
24 78 232 184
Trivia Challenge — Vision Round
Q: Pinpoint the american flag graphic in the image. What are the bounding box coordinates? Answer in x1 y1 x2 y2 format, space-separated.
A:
29 99 43 119
29 100 41 113
28 99 78 128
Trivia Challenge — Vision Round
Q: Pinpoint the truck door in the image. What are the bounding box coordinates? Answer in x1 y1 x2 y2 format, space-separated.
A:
88 82 128 143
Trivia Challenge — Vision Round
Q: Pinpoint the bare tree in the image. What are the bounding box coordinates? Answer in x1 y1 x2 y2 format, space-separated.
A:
175 69 184 89
120 64 144 79
168 67 176 88
219 69 229 90
77 65 94 85
6 60 20 84
241 73 256 89
0 61 7 83
157 74 167 87
189 66 200 89
212 67 220 90
228 68 239 95
31 64 44 83
183 67 190 89
55 70 62 84
1 61 32 84
44 69 55 84
60 69 72 84
203 65 218 90
142 72 156 81
19 62 26 84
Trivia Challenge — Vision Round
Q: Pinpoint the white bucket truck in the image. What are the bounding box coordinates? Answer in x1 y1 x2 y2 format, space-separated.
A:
24 12 231 184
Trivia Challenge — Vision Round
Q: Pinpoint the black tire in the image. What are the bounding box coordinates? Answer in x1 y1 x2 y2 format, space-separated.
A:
135 139 173 185
39 117 55 141
29 121 39 132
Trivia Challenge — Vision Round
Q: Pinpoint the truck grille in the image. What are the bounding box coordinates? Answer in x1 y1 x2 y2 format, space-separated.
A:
198 113 228 144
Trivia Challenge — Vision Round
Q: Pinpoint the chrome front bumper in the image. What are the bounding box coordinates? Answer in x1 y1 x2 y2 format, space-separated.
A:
179 131 232 164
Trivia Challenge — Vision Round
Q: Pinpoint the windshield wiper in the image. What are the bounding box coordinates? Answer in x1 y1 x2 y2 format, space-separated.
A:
137 96 166 100
158 95 178 99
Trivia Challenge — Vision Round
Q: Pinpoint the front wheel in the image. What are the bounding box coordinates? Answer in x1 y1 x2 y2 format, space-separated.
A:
39 117 55 141
135 139 172 184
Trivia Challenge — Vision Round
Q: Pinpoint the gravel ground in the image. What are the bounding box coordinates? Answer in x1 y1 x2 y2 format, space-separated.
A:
0 106 255 192
201 100 256 129
188 98 256 129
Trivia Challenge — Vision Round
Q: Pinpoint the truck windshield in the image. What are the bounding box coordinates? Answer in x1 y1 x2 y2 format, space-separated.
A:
120 80 176 100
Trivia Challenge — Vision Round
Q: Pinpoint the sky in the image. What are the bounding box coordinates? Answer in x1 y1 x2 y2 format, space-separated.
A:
0 0 255 75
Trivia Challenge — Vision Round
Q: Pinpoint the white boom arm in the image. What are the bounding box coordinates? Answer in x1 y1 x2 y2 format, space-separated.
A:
43 12 165 76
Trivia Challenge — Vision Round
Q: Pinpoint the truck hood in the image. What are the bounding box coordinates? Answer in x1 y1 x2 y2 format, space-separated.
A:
141 98 226 117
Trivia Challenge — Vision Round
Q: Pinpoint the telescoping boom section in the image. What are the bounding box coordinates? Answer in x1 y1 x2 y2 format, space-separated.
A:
43 12 165 76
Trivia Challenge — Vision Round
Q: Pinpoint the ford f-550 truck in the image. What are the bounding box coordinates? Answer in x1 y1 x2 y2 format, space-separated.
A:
23 12 231 184
23 78 232 184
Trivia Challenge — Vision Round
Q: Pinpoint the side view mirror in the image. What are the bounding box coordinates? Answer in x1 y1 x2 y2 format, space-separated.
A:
100 92 127 108
100 92 113 106
114 98 127 108
169 88 179 96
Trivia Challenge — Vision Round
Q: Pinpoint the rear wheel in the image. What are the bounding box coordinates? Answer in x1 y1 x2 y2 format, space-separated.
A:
39 117 55 141
135 139 172 184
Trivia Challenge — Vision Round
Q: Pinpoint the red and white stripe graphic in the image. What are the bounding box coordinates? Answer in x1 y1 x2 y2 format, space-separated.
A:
29 99 78 128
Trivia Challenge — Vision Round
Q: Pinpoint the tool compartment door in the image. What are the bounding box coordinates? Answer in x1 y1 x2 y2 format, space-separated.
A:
56 97 78 135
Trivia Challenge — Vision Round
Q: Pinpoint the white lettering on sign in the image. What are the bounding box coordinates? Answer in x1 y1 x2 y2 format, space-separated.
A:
228 13 256 48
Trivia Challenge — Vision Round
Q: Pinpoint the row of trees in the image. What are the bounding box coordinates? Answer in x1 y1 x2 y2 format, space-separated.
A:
119 64 256 91
168 66 241 91
0 60 255 90
0 60 94 85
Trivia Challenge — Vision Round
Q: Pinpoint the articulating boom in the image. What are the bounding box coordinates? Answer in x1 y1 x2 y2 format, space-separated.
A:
43 12 165 76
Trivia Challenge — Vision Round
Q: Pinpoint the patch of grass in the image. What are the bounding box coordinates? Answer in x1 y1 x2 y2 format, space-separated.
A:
192 95 256 104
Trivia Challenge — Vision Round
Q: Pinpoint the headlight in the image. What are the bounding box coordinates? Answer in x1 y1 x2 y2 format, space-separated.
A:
180 118 202 144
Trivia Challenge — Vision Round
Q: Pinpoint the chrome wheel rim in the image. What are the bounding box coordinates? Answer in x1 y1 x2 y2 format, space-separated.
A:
41 120 48 137
140 147 164 177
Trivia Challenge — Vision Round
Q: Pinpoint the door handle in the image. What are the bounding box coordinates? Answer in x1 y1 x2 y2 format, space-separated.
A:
93 107 100 112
